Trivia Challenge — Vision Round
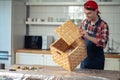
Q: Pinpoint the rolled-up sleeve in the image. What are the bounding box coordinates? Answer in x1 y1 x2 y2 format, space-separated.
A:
96 22 109 48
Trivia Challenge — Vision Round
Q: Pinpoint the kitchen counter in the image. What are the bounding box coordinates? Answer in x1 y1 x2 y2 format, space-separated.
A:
15 49 51 54
0 65 120 80
15 49 120 58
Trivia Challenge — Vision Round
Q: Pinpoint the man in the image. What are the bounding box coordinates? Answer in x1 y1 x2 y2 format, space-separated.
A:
80 0 109 70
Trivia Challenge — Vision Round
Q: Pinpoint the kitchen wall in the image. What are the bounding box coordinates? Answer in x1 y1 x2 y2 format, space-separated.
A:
99 5 120 52
0 0 12 51
27 0 120 52
0 0 26 65
0 0 12 65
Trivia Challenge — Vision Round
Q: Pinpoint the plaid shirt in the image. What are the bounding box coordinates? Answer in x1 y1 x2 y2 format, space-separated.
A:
80 18 109 48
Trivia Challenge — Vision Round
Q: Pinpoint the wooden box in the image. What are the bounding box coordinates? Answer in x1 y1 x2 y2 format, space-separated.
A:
50 38 87 71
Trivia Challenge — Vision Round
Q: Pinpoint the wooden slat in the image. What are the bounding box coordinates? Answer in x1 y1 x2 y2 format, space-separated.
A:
15 49 51 55
105 54 120 58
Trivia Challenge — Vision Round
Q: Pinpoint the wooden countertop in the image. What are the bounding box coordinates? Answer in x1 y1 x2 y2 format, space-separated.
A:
1 65 120 80
15 49 120 58
15 49 51 55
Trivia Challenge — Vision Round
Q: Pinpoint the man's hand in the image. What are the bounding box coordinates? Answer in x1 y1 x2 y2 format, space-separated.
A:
79 28 98 44
79 29 88 38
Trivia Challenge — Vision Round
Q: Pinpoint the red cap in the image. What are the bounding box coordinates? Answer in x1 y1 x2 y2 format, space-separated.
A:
84 0 98 10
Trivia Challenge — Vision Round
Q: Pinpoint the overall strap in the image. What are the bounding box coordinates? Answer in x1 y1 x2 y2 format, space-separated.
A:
85 18 102 33
85 20 89 30
94 18 102 33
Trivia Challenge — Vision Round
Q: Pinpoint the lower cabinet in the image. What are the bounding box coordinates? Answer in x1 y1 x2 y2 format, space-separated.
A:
16 53 120 71
16 53 59 66
16 52 81 68
104 58 120 71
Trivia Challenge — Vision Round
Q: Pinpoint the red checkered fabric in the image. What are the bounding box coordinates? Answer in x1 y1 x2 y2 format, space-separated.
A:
80 18 109 48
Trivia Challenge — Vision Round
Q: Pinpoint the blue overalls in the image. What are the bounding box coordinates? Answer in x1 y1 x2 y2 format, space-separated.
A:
80 18 105 70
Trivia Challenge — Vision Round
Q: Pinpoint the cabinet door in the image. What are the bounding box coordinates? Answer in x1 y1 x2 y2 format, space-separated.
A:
16 53 59 66
105 58 120 71
44 55 59 66
16 53 43 65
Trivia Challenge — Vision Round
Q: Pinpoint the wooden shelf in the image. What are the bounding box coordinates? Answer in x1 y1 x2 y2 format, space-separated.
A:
15 49 51 55
26 2 120 6
25 21 63 26
105 53 120 58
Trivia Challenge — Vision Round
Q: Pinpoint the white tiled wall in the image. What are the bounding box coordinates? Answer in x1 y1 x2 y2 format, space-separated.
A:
29 25 59 39
99 5 120 52
28 3 120 52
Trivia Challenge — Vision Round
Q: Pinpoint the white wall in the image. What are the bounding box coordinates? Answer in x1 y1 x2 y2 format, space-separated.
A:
99 5 120 52
0 0 12 66
12 0 26 64
12 0 26 50
0 0 12 52
0 0 26 65
27 3 120 52
28 5 84 40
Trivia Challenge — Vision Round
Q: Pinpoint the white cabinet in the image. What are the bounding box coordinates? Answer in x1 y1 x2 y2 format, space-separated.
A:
16 52 120 71
105 58 120 71
44 54 59 66
16 53 42 65
0 0 26 65
16 53 59 66
15 52 81 68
